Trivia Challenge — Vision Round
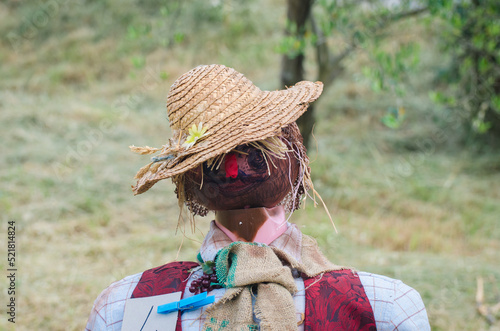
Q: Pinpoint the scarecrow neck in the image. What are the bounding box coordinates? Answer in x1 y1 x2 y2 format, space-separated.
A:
215 206 287 245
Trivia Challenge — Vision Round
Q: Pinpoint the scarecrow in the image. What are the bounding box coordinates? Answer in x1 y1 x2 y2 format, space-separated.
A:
86 64 430 330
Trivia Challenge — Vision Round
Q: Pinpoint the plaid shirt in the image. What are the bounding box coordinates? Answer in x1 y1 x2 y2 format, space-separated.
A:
86 222 430 330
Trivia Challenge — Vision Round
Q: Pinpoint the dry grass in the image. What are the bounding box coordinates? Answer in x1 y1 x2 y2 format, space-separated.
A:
1 1 499 330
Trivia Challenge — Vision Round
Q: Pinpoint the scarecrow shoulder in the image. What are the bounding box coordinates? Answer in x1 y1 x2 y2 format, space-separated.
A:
357 272 430 331
85 272 143 331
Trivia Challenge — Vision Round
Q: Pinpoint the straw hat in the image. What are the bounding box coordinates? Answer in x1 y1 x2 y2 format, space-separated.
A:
131 64 323 195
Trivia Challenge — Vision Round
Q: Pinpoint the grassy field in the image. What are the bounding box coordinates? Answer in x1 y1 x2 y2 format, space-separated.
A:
1 1 499 330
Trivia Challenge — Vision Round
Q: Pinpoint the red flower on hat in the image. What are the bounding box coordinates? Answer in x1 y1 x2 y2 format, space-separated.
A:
225 153 238 178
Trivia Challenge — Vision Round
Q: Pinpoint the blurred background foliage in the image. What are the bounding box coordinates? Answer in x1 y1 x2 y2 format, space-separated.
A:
0 0 499 330
278 0 500 147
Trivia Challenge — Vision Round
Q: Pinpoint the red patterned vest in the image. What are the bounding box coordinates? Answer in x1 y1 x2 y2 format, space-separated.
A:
132 262 376 330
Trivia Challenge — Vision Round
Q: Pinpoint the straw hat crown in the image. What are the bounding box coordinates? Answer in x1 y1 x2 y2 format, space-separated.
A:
167 64 260 132
132 64 323 194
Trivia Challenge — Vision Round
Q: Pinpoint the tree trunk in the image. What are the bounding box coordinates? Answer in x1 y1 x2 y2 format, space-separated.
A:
281 0 314 149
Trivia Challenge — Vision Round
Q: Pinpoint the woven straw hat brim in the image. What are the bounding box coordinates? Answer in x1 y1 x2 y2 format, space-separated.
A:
133 80 323 195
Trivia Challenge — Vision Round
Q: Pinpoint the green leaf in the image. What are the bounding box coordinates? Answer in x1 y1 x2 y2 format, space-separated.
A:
487 23 500 36
429 91 443 103
381 106 405 129
479 57 490 73
131 56 145 69
491 95 500 112
159 71 169 80
174 32 185 43
201 260 215 274
472 35 485 49
381 114 399 129
127 25 138 40
353 30 365 43
474 120 492 134
160 6 169 16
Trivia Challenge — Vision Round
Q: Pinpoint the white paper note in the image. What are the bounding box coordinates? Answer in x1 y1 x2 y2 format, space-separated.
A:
122 292 182 331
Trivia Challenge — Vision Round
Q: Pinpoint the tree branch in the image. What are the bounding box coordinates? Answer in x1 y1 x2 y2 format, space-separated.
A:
310 15 329 83
312 5 429 88
302 3 429 145
389 7 429 22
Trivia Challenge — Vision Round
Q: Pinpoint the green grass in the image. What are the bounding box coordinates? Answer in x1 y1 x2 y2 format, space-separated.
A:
1 1 499 330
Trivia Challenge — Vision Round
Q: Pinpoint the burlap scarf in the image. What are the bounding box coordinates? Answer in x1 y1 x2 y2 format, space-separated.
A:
202 235 346 331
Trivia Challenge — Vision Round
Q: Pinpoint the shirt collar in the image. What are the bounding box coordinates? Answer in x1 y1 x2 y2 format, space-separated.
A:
199 220 303 263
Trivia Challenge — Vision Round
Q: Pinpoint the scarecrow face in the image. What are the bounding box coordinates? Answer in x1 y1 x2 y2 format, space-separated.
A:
185 143 300 211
